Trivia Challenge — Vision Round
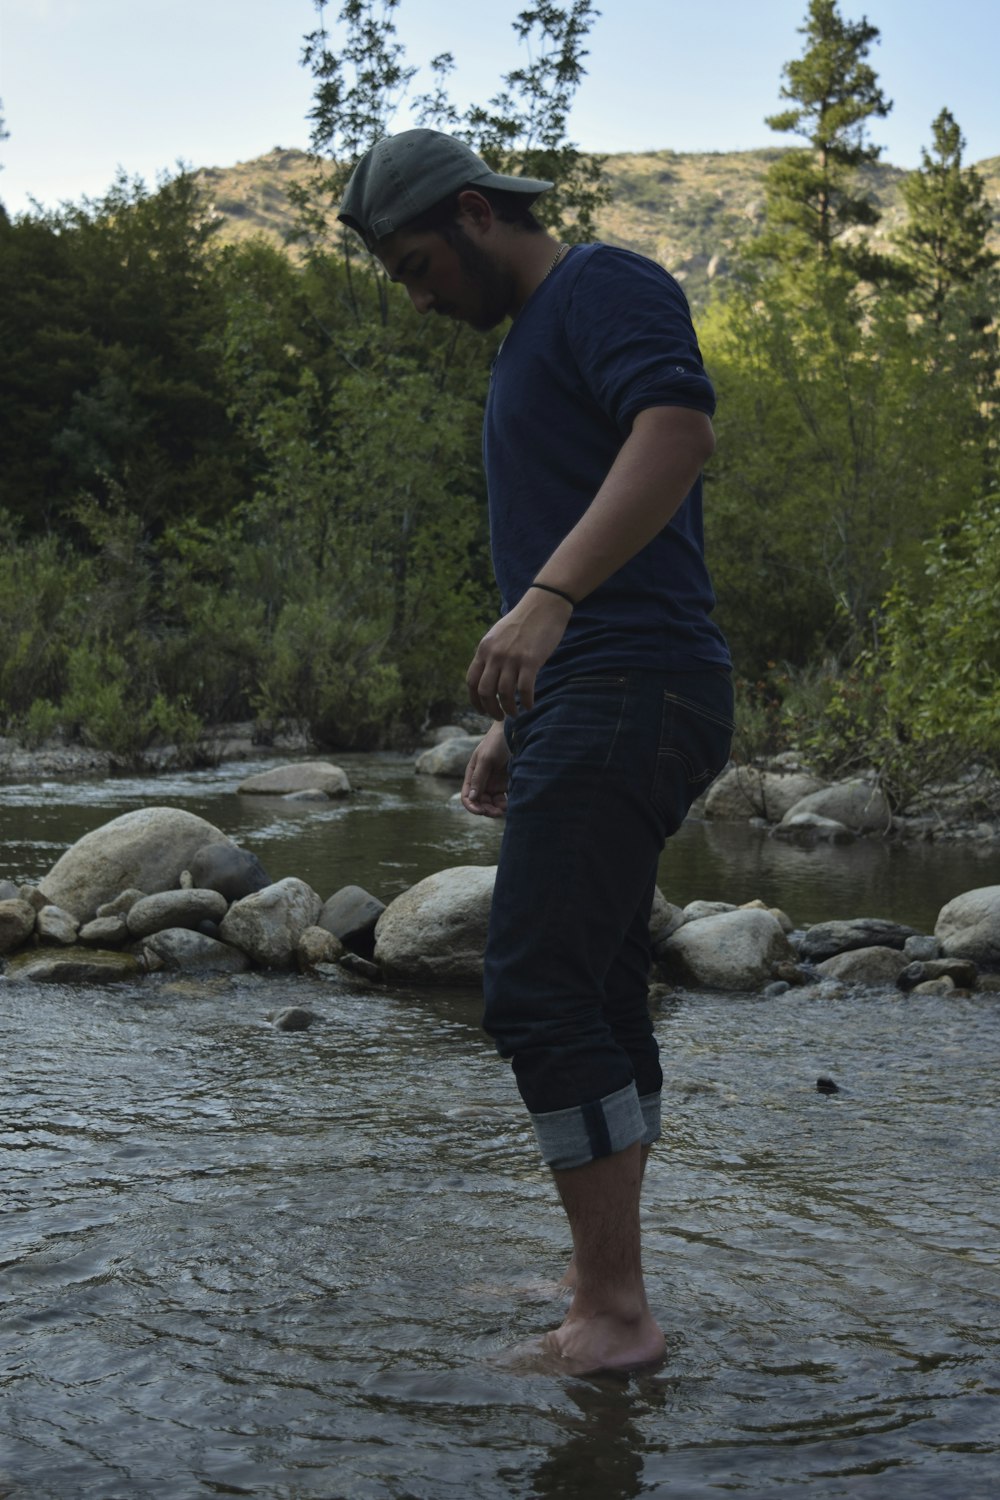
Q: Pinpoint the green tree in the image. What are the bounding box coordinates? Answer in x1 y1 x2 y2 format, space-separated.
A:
759 0 891 272
894 107 997 323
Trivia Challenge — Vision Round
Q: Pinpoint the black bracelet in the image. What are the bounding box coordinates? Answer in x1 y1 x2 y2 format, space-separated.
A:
529 582 576 607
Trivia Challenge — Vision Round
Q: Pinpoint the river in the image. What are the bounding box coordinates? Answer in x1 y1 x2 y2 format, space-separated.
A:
2 755 999 1497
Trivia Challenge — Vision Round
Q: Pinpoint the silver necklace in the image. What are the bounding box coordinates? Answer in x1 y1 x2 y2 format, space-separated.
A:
543 242 570 280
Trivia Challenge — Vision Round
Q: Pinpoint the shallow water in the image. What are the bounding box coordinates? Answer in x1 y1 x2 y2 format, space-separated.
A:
2 970 998 1498
2 752 999 931
2 756 1000 1496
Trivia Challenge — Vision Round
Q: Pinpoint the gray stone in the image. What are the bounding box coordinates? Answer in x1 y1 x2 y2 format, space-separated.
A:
187 843 272 903
318 884 386 954
414 737 482 778
18 884 49 912
38 808 234 923
781 780 891 834
681 899 738 924
898 957 978 992
0 899 36 954
282 788 330 802
272 1006 317 1031
96 888 147 918
237 762 350 797
658 909 795 992
374 865 496 985
429 725 466 744
295 925 345 970
705 766 826 822
0 879 19 902
339 952 382 982
935 886 1000 971
219 878 323 968
912 978 956 996
816 946 910 986
126 889 228 939
798 919 921 963
35 905 80 946
79 915 129 947
5 947 141 984
740 899 796 934
764 981 791 998
142 928 250 973
903 934 941 961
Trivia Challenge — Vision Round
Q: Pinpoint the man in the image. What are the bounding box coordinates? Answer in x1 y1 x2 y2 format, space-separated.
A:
339 129 733 1374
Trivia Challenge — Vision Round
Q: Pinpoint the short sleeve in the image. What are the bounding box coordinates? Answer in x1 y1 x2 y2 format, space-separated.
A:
564 248 715 434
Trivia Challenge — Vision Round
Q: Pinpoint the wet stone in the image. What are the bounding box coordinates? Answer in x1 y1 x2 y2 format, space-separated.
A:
5 947 141 984
272 1006 317 1031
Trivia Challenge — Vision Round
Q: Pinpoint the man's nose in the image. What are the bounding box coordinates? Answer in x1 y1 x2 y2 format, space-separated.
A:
408 287 435 314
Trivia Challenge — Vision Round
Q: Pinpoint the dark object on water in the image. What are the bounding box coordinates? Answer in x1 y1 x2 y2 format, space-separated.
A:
816 1076 840 1095
272 1006 317 1031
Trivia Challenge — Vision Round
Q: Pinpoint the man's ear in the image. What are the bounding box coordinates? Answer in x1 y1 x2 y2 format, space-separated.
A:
455 189 494 235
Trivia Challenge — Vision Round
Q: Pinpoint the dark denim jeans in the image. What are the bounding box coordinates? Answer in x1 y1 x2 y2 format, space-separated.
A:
483 667 734 1168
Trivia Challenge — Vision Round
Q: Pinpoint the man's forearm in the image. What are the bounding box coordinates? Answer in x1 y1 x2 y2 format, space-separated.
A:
533 405 715 603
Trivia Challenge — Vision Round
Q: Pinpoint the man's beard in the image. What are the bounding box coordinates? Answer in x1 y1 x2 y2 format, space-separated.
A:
446 225 517 331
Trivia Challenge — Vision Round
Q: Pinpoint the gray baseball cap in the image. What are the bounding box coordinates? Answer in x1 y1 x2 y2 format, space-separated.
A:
337 128 553 242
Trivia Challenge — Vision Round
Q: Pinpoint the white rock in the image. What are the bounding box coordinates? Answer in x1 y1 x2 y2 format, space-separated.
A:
414 737 482 778
237 762 350 796
775 812 853 841
374 865 496 984
935 886 1000 969
658 909 794 991
38 808 234 923
219 878 323 968
781 780 890 833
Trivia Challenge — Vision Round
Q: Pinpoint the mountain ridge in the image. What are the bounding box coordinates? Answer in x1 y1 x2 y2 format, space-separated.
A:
194 145 1000 307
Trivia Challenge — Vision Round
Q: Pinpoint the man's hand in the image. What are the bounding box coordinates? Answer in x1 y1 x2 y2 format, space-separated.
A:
466 587 572 720
461 722 512 817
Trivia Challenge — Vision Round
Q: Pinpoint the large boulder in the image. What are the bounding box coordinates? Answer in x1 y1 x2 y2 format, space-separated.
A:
237 762 350 797
797 918 921 963
935 886 1000 970
126 889 229 939
0 898 37 954
219 878 322 968
374 865 496 984
186 843 272 902
38 808 234 923
414 737 481 778
781 780 891 834
657 909 795 992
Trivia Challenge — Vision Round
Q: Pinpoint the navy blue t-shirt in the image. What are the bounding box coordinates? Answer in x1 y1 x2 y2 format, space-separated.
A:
483 243 731 688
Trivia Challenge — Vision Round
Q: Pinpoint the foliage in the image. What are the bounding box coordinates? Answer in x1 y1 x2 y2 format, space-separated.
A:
894 108 998 322
758 0 891 274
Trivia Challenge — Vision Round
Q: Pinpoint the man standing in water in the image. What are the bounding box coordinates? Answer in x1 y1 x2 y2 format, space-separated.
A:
339 130 733 1374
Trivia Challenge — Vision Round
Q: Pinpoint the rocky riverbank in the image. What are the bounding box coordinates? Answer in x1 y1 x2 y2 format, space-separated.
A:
2 757 999 1002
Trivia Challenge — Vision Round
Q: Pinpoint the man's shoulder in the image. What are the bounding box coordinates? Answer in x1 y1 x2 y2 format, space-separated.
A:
566 243 690 304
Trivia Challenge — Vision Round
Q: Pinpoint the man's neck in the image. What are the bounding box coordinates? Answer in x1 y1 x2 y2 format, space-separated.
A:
509 233 569 317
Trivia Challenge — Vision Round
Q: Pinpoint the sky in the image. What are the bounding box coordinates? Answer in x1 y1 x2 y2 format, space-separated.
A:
1 0 998 217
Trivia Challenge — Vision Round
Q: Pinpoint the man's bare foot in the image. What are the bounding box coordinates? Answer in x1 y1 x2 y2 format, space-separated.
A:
541 1307 666 1376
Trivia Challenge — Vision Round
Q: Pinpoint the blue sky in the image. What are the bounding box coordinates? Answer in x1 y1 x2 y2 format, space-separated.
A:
1 0 997 216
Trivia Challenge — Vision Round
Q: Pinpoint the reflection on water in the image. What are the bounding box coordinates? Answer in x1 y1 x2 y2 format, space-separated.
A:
2 969 998 1498
2 752 999 930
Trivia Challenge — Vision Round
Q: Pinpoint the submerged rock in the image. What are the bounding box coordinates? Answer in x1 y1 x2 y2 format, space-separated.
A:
237 762 350 797
5 947 141 984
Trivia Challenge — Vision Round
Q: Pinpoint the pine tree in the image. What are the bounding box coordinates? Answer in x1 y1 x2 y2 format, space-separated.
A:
759 0 891 270
894 108 997 323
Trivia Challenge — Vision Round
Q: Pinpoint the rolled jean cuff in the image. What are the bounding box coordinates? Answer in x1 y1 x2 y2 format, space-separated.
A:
639 1091 662 1147
529 1082 645 1170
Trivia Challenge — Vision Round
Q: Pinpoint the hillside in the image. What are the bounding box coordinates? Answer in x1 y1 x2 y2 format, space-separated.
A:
195 146 1000 308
